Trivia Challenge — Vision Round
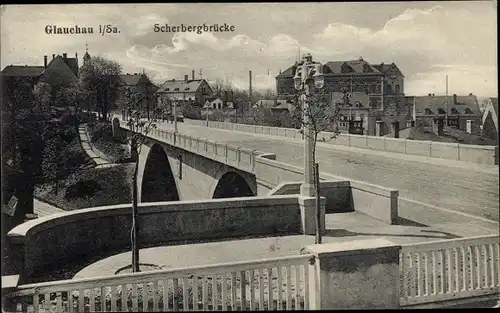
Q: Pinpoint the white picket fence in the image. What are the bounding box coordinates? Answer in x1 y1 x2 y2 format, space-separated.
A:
3 255 312 313
400 235 500 306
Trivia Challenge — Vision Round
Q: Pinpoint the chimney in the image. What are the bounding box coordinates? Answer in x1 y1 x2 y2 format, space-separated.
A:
469 93 473 96
44 55 48 69
184 74 189 82
52 54 55 60
75 52 78 59
63 53 67 60
192 70 195 80
428 93 432 96
249 70 253 104
453 94 457 105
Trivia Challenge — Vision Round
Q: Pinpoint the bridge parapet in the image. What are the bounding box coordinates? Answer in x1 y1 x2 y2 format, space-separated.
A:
119 120 262 174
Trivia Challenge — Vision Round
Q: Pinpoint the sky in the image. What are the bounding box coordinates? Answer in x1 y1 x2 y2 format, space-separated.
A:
1 2 497 97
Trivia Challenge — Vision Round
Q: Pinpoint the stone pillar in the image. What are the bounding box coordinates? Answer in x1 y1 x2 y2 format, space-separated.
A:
298 196 326 235
390 121 399 138
432 118 444 136
304 238 401 310
375 121 384 136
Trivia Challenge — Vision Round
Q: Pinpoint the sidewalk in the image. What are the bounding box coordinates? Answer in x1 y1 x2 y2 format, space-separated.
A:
33 198 66 217
77 124 116 168
74 208 498 279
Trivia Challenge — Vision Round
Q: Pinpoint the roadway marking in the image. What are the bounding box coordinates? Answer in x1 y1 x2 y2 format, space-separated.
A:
399 197 499 225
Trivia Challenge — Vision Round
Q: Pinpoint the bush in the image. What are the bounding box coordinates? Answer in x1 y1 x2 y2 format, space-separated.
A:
34 164 134 211
87 121 128 163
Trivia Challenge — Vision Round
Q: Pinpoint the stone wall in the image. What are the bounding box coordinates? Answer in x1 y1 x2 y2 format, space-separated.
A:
8 196 301 281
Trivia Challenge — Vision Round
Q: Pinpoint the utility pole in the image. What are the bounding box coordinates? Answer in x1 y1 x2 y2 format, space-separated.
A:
445 75 449 126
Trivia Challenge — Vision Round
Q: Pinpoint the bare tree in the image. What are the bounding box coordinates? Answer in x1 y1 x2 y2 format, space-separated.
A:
290 88 342 243
211 77 233 98
125 88 157 273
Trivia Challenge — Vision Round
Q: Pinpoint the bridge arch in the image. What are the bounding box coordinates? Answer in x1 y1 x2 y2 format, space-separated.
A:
212 171 256 199
141 143 180 202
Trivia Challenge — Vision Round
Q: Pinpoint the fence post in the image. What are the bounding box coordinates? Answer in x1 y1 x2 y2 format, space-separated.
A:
304 239 401 309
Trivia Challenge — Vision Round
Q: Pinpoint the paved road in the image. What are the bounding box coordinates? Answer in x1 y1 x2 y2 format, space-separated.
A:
152 120 499 222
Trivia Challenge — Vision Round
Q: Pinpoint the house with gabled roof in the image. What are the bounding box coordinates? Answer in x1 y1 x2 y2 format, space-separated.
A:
1 52 79 89
407 93 482 134
156 72 213 108
481 97 498 144
113 72 158 113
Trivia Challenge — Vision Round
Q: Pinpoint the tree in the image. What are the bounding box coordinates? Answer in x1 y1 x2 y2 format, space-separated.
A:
211 77 233 98
125 89 157 273
80 56 122 120
40 129 63 193
290 87 342 244
1 77 48 216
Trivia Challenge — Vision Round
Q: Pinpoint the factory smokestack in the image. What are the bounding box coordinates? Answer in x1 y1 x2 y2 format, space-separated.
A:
249 70 252 106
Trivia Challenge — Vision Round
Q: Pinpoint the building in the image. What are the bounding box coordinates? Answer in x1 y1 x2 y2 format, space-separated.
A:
1 52 79 88
331 92 373 135
114 72 158 113
156 71 213 109
276 56 404 110
408 94 482 134
481 97 498 144
275 56 409 135
202 91 236 117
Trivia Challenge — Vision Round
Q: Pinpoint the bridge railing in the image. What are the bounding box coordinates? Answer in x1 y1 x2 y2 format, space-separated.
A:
400 234 499 306
2 254 312 312
119 120 260 173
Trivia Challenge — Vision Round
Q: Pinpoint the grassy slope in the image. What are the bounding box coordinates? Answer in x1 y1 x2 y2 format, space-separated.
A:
87 121 129 163
35 163 134 211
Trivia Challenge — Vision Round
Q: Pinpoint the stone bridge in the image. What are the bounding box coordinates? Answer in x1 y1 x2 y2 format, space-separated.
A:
112 117 399 225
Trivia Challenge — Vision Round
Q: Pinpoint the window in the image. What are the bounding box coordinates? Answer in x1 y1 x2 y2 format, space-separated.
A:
395 84 400 93
369 85 375 93
464 108 473 114
451 108 459 114
386 84 392 93
174 88 179 91
185 88 190 91
438 108 446 114
165 88 170 91
425 108 433 115
376 85 381 93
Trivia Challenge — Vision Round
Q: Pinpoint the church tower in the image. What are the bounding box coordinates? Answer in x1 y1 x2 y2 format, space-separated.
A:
83 42 91 66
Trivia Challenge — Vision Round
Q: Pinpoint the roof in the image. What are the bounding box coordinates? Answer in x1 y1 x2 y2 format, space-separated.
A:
38 56 78 87
331 92 370 107
410 95 481 116
254 99 276 108
489 97 498 116
64 58 79 76
118 74 145 86
372 63 392 73
157 79 207 93
276 58 402 78
482 97 498 128
1 65 45 77
270 100 290 110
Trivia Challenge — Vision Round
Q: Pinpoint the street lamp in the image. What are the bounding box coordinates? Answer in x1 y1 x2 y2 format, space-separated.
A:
293 53 324 197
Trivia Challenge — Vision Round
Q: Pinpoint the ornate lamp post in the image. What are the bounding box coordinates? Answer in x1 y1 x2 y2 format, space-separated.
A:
293 53 324 197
